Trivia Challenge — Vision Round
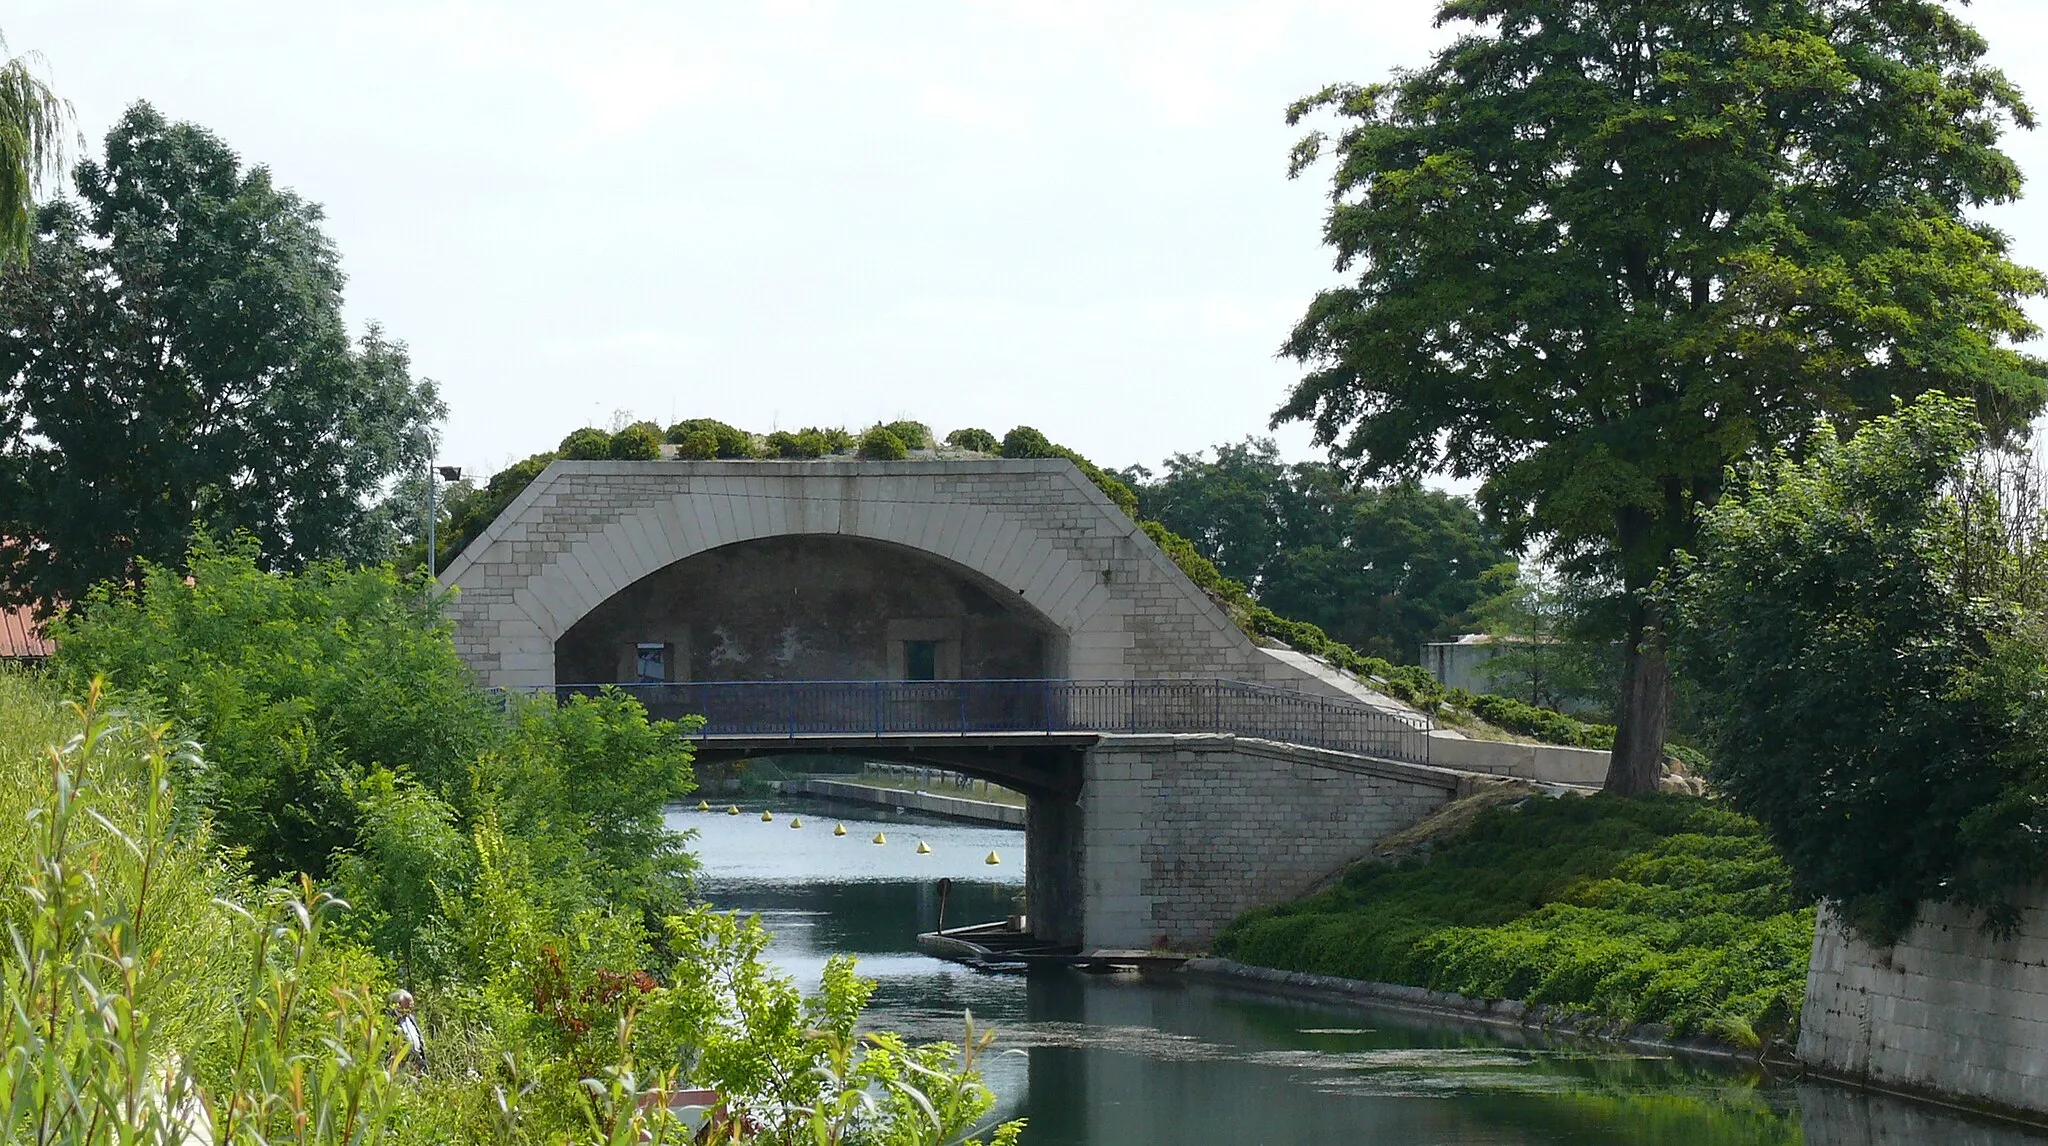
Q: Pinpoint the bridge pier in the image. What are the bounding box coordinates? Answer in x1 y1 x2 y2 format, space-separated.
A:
1026 792 1085 948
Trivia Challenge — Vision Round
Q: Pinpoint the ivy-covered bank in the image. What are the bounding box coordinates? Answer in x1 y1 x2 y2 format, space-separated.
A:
437 418 1615 750
1214 793 1813 1050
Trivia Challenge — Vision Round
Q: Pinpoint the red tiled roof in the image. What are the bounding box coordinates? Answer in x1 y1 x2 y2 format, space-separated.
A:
1 604 52 659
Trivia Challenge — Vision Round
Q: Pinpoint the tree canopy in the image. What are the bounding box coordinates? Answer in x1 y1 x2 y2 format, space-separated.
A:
1670 393 2048 939
1277 0 2048 792
0 102 442 609
1128 437 1510 661
0 32 69 267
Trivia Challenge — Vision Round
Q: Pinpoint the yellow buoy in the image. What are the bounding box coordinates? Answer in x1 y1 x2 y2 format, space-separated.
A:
872 832 887 845
984 851 1001 866
916 840 932 854
727 805 740 815
696 799 710 811
789 817 803 829
833 823 847 837
761 809 774 822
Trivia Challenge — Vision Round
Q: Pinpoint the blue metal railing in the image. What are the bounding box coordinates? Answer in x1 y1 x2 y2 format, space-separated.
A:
553 678 1432 765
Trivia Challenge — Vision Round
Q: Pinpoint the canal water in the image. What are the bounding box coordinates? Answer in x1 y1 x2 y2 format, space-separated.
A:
676 798 2048 1145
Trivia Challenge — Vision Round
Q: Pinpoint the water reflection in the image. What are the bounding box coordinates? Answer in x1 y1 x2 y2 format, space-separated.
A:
676 798 2048 1146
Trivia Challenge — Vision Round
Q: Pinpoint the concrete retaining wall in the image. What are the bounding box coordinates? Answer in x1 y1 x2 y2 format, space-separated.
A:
1078 734 1462 950
778 777 1025 826
1424 730 1610 786
1800 894 2048 1120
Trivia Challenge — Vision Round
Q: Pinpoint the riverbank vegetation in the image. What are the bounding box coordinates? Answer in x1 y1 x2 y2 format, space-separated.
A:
7 541 1023 1144
1214 792 1813 1048
1672 394 2048 943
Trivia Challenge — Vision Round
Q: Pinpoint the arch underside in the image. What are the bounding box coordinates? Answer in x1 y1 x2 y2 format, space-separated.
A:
688 738 1087 800
555 534 1070 687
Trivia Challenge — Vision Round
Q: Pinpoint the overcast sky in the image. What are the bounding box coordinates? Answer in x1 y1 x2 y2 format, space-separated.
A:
9 1 2048 479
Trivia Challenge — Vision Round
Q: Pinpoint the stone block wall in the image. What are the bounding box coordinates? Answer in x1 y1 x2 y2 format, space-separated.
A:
440 459 1282 691
1800 895 2048 1119
1077 734 1461 950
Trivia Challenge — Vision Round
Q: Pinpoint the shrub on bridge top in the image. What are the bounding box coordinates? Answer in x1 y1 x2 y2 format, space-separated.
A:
674 428 720 458
1002 425 1140 517
608 422 664 460
558 425 613 459
765 426 855 458
945 427 1000 453
859 425 910 460
880 420 932 449
666 417 757 457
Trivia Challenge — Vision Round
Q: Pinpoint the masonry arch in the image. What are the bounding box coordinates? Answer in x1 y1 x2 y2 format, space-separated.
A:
555 534 1071 686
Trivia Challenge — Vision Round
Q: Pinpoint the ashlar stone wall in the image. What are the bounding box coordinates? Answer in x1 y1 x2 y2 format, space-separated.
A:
440 459 1332 693
1800 894 2048 1120
1077 734 1462 950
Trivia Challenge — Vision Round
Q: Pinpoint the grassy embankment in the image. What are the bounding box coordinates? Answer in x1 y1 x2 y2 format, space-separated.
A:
1214 791 1815 1049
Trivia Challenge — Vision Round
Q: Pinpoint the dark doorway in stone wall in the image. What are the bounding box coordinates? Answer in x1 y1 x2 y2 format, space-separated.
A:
553 534 1068 685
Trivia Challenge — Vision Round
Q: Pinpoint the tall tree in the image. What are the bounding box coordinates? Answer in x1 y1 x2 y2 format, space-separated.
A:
1131 437 1511 661
0 103 443 608
0 32 70 267
1276 0 2048 793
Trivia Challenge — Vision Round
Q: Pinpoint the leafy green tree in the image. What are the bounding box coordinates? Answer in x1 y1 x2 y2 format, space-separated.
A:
0 103 443 609
1670 394 2048 939
1132 437 1510 661
0 32 69 267
1277 0 2048 793
1467 568 1623 716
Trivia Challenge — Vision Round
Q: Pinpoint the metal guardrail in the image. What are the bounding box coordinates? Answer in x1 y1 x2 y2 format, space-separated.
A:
555 678 1432 766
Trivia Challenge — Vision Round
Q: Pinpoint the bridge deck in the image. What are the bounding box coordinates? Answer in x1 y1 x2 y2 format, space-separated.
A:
558 677 1432 766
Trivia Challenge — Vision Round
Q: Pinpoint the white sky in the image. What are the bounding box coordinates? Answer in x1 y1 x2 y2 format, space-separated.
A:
9 1 2048 479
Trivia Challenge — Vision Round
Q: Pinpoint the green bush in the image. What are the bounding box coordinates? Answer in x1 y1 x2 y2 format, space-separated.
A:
1215 794 1814 1040
0 672 1025 1146
945 427 1000 452
764 426 854 458
665 417 755 457
1001 426 1139 516
1673 393 2048 939
1468 693 1617 748
858 425 909 459
674 428 720 459
558 426 612 459
607 423 664 460
52 538 698 945
880 420 932 449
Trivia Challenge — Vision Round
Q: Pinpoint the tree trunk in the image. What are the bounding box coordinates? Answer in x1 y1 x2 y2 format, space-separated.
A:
1605 596 1673 795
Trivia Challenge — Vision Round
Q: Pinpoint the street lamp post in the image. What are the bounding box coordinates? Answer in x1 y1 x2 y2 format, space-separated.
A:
425 463 463 591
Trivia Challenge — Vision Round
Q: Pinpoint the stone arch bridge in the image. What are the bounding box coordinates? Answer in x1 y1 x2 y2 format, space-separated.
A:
441 458 1475 950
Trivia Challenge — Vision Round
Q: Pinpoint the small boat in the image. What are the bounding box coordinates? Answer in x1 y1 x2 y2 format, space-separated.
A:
916 921 1188 974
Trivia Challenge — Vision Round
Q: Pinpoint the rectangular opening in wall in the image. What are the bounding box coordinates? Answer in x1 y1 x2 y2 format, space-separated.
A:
904 640 939 681
635 642 668 684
